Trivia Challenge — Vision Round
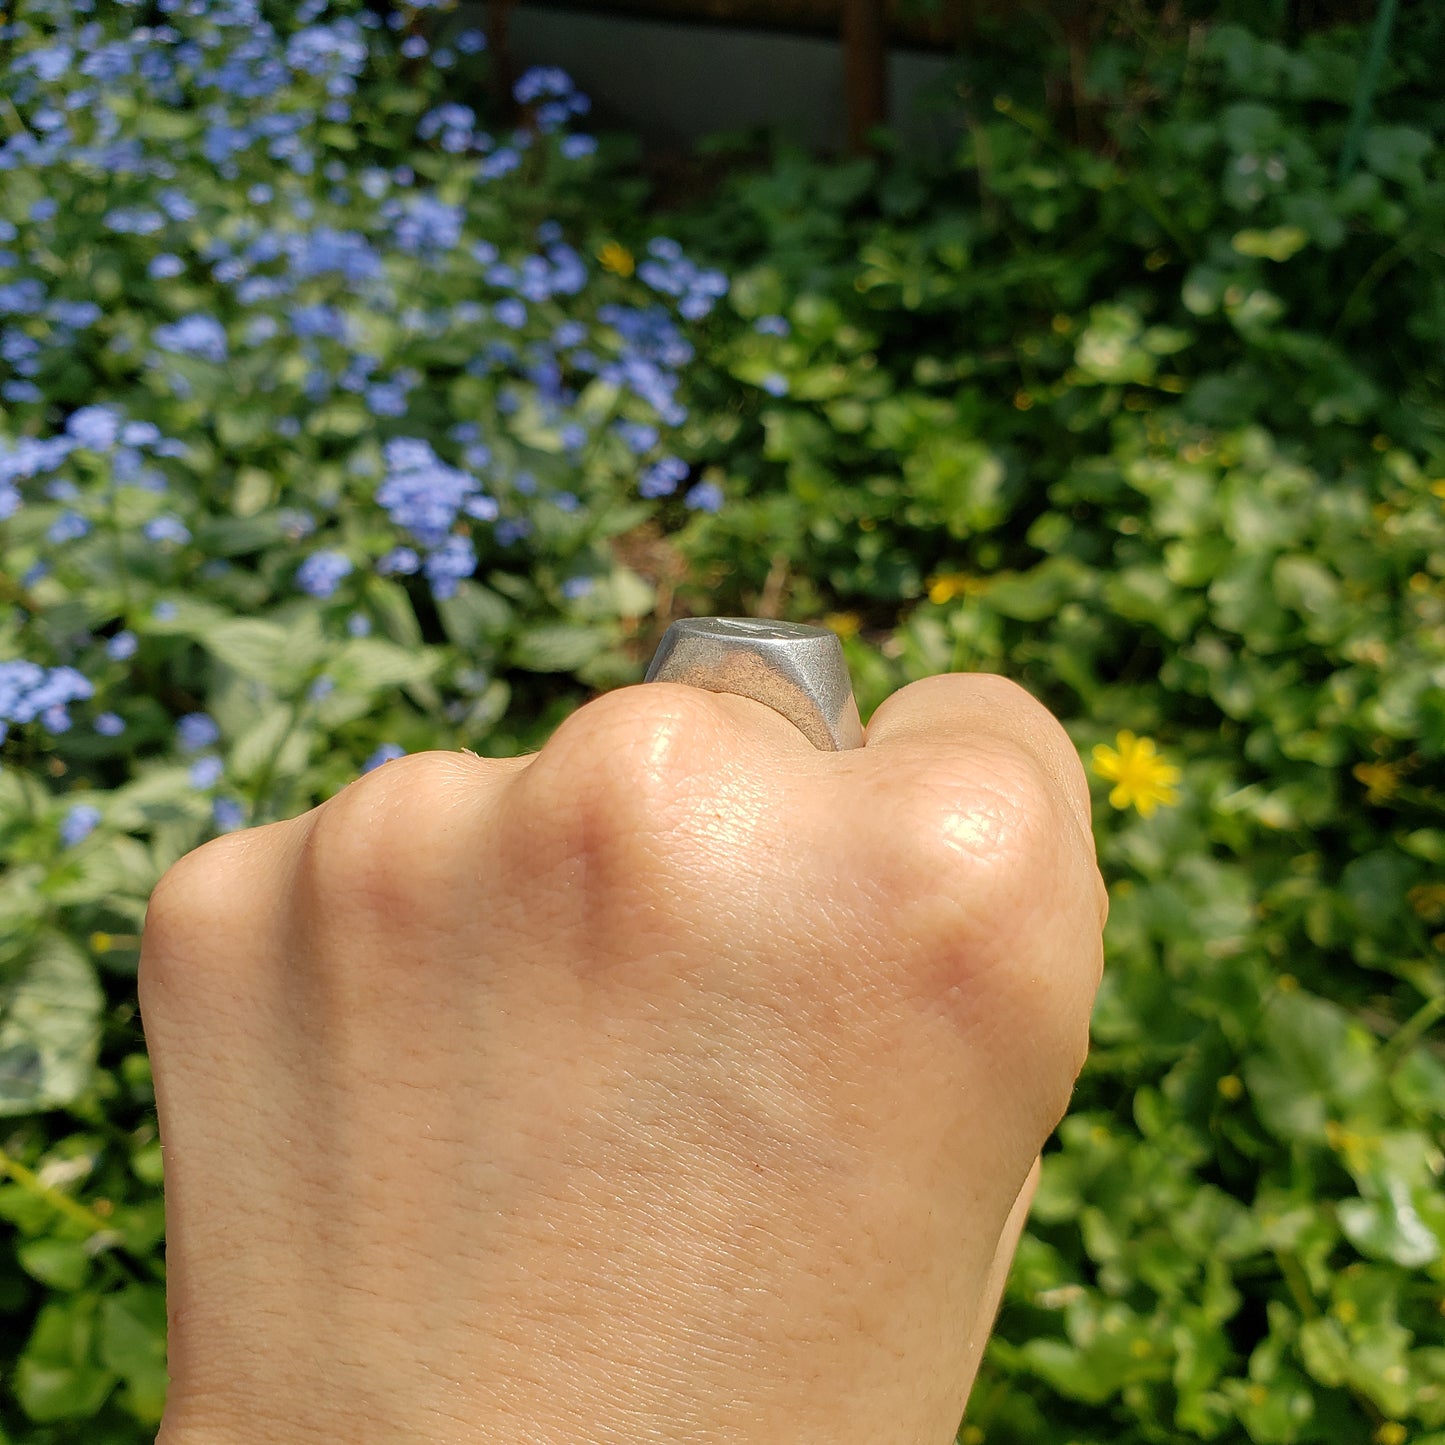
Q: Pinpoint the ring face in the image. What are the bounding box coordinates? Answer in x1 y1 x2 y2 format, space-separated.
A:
644 617 864 751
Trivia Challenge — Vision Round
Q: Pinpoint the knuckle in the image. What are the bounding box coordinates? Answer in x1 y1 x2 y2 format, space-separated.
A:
880 748 1059 903
294 751 461 925
139 831 266 1011
523 685 728 847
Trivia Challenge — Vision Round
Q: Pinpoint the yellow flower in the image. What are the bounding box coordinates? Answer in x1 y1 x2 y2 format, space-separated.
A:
823 611 861 639
1090 730 1182 817
926 571 987 605
1353 760 1402 804
598 241 634 277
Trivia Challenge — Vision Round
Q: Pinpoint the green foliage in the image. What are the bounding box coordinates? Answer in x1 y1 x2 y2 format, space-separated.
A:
0 1 1441 1442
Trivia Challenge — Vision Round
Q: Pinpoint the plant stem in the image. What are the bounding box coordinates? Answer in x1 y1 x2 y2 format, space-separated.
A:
1337 0 1399 184
0 1144 119 1238
1380 990 1445 1078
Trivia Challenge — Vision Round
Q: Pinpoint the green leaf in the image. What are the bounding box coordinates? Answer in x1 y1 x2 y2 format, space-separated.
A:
511 623 612 673
987 557 1094 622
330 636 441 694
202 617 322 690
0 933 104 1116
14 1297 116 1422
903 437 1010 536
1231 226 1309 261
99 1284 168 1425
1336 1131 1444 1268
435 580 513 651
190 513 290 557
227 705 311 787
16 1237 92 1292
1242 990 1387 1143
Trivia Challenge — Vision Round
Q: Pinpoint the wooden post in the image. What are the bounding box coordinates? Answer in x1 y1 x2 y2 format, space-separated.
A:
488 0 519 120
842 0 887 153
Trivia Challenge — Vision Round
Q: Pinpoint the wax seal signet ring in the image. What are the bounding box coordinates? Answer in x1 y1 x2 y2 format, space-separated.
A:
644 617 865 751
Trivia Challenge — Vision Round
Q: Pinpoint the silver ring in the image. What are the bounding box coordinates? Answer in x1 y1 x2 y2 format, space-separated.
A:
644 617 864 751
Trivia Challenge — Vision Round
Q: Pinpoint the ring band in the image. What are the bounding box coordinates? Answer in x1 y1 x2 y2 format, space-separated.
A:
644 617 864 751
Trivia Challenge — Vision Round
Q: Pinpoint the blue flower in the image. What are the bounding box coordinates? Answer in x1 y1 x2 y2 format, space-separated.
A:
377 545 421 576
560 134 597 160
755 314 790 336
423 535 477 600
495 518 532 546
479 147 520 180
364 380 408 417
286 20 368 85
384 194 463 255
760 372 789 397
456 28 487 53
103 206 165 235
296 550 354 598
685 480 724 513
308 675 334 703
123 421 164 449
144 514 191 545
0 662 94 739
48 511 90 544
50 299 102 328
494 298 526 329
106 630 138 661
154 313 228 363
213 797 246 832
25 44 74 84
153 601 179 622
363 742 406 772
176 712 220 752
562 576 594 600
615 420 659 454
0 279 47 316
65 404 124 451
61 804 102 848
94 712 126 736
419 102 475 142
377 437 494 551
514 65 574 104
640 455 688 498
346 612 371 637
189 755 224 789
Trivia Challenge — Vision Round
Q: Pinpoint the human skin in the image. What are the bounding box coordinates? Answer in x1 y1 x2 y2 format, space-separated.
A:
139 672 1108 1444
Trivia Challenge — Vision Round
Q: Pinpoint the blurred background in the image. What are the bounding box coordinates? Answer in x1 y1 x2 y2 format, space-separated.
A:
0 1 1442 1440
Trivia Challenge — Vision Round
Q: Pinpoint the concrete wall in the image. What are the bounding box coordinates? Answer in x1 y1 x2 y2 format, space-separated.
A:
506 4 957 151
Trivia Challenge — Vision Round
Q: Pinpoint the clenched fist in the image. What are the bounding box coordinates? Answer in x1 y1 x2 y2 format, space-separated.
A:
140 673 1107 1444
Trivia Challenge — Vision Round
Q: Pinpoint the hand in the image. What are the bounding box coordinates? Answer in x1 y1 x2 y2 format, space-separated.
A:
140 673 1107 1444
